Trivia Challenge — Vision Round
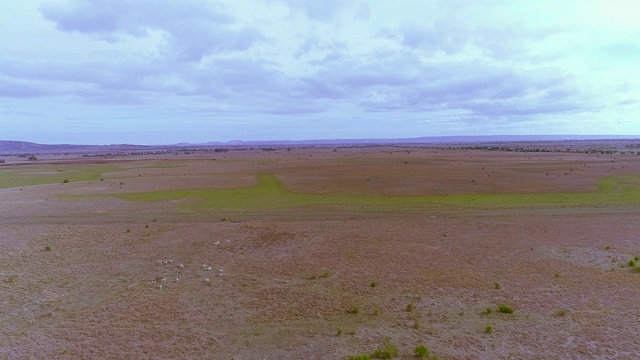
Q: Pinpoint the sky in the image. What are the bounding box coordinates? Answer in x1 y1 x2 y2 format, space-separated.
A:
1 0 639 144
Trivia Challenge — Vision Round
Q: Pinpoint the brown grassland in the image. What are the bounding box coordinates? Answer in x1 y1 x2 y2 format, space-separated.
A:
2 145 640 359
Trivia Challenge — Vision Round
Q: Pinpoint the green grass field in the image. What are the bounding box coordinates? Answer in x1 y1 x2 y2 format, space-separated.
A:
0 164 120 189
77 173 640 212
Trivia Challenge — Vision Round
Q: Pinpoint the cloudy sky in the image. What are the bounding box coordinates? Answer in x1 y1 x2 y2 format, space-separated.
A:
1 0 639 144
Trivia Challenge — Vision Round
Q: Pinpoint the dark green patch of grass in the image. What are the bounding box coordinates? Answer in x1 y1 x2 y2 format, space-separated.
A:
370 281 378 287
498 304 514 314
0 164 120 189
406 303 415 312
69 173 640 213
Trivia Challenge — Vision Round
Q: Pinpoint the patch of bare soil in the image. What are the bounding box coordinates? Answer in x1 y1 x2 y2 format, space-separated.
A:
2 146 640 359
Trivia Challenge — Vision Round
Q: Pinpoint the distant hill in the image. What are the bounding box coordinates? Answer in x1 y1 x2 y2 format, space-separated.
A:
2 135 640 154
0 140 151 154
203 135 640 146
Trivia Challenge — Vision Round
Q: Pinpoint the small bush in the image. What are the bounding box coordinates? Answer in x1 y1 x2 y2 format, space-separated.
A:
556 309 569 317
484 307 493 315
629 259 637 267
413 319 420 329
485 325 493 333
320 270 332 278
372 307 380 315
406 303 415 312
348 355 371 360
494 282 501 289
372 338 398 359
347 306 359 314
306 272 318 280
498 304 514 314
62 179 69 184
336 328 342 336
370 281 378 287
414 344 429 358
45 246 51 252
126 228 131 233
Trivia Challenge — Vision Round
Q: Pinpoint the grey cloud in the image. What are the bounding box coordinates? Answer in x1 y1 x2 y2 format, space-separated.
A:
0 75 68 99
297 49 588 121
39 0 263 61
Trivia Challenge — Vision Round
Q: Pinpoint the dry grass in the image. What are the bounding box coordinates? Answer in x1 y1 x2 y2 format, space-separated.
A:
2 146 640 358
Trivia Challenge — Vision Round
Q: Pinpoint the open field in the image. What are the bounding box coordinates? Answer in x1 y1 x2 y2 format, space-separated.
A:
2 145 640 359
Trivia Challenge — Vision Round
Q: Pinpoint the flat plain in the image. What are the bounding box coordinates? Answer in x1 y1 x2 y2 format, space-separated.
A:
2 144 640 359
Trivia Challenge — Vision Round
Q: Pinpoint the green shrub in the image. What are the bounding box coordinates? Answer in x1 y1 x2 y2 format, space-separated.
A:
485 325 493 333
62 179 69 184
406 303 415 312
348 355 371 360
347 306 359 314
498 304 514 314
370 281 378 287
484 307 493 315
414 344 429 358
45 246 51 252
372 338 398 359
494 282 501 289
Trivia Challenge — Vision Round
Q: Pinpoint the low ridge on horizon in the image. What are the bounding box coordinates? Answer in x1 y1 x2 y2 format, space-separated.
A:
2 135 640 150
